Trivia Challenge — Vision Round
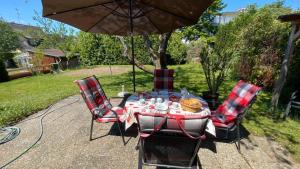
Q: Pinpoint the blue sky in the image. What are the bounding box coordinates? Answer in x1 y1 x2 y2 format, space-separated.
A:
0 0 299 26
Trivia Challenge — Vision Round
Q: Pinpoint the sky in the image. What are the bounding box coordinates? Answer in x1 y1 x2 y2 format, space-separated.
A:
0 0 299 26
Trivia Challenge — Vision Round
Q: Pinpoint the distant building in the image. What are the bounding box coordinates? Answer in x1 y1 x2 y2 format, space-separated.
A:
27 48 79 72
214 8 246 25
8 22 43 68
7 22 79 71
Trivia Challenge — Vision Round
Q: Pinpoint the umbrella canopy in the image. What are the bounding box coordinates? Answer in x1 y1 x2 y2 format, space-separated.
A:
42 0 214 36
42 0 214 92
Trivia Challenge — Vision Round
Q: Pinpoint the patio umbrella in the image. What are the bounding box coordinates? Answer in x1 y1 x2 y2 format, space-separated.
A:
42 0 214 92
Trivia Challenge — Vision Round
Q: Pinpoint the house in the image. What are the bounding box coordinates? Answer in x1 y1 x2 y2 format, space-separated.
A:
27 48 79 72
27 48 65 72
9 22 43 68
214 8 246 25
8 22 80 71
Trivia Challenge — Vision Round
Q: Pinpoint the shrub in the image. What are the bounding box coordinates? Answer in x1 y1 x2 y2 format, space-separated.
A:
0 60 9 82
220 3 291 89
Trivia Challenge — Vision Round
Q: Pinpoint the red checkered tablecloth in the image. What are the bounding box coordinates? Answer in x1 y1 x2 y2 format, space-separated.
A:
122 91 216 136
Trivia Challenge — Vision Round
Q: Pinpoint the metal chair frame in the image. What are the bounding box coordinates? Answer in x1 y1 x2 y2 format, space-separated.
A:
285 90 300 118
137 134 201 169
135 113 208 169
214 95 258 151
77 76 126 144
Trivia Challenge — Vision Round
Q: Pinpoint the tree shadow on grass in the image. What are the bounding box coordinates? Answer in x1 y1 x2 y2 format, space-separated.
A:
174 66 208 95
99 71 153 94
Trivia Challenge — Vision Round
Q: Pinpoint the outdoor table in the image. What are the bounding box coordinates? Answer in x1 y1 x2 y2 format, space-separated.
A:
122 90 216 136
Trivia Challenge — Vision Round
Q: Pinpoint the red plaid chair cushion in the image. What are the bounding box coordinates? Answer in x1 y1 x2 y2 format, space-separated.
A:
154 69 174 91
211 80 261 127
96 107 125 123
75 76 124 120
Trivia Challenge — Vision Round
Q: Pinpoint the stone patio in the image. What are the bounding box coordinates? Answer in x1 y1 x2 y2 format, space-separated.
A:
1 95 299 169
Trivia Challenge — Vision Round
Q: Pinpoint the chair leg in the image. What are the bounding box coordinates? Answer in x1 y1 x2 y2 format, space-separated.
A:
236 123 241 152
191 155 201 169
138 141 143 169
90 116 94 141
117 121 126 145
135 137 141 150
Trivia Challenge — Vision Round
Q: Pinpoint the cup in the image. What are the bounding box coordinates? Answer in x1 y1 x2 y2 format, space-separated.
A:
150 98 156 104
172 102 179 109
139 98 145 105
157 98 163 103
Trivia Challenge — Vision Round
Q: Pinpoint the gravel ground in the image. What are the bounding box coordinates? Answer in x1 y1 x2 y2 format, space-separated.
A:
1 95 299 169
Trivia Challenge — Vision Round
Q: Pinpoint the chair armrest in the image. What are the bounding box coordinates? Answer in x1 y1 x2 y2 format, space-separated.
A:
109 94 132 107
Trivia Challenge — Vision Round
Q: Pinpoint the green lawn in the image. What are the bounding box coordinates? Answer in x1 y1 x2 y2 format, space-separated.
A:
0 64 300 161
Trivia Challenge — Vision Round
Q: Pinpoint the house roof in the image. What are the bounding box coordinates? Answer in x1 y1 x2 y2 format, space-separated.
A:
27 49 66 58
8 22 43 52
278 13 300 23
9 22 41 32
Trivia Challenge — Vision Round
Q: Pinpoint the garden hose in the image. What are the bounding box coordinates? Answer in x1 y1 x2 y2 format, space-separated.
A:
0 127 20 145
0 98 79 169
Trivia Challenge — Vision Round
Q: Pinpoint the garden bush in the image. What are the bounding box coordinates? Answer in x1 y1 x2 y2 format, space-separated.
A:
0 60 9 82
218 3 292 90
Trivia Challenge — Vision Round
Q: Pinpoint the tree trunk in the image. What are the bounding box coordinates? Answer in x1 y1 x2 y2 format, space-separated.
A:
158 33 171 69
143 32 171 69
118 32 172 73
143 34 160 68
271 24 300 111
117 36 153 74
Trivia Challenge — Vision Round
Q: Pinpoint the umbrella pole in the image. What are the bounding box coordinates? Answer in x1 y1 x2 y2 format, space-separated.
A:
129 0 136 92
131 36 136 92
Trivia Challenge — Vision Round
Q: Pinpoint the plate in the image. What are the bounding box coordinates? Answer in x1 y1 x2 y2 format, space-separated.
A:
169 102 181 110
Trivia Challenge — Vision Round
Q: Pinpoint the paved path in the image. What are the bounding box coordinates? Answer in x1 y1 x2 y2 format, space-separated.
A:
1 95 299 169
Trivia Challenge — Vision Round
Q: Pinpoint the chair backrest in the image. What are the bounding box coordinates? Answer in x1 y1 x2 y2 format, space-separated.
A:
135 112 208 168
75 75 112 117
216 80 262 117
153 69 174 91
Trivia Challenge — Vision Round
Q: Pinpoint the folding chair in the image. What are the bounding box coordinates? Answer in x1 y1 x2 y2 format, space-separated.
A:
211 80 262 151
135 112 209 169
153 69 174 91
75 75 125 144
285 90 300 118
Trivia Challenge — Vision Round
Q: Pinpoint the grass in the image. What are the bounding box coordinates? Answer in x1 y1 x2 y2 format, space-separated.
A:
1 64 300 161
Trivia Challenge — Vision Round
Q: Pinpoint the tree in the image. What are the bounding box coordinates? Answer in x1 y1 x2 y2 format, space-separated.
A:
167 32 188 64
196 22 236 96
181 0 225 41
32 11 77 56
77 32 127 66
0 20 19 82
118 33 172 74
212 3 291 91
122 0 224 73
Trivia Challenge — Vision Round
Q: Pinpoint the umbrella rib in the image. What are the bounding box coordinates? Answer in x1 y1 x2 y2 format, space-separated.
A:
139 8 163 34
133 7 154 19
146 17 163 34
85 6 120 32
103 4 129 18
138 2 195 24
133 8 144 18
43 0 115 17
116 1 130 18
